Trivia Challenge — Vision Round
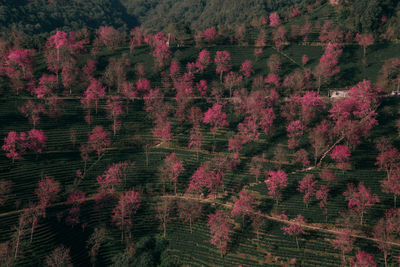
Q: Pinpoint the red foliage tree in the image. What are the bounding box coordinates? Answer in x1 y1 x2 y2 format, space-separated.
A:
202 27 219 43
196 80 208 96
207 210 232 256
330 145 351 170
343 182 379 225
294 149 310 168
319 168 337 185
214 51 232 82
111 188 140 242
188 126 203 160
45 245 72 267
224 71 243 97
96 26 124 50
81 78 106 115
129 26 145 53
264 170 288 206
249 155 265 183
105 96 125 136
177 199 203 233
195 49 211 72
35 176 60 213
316 184 329 219
2 131 26 163
297 174 318 208
355 33 374 58
350 251 377 267
159 153 185 194
314 43 342 92
281 214 306 249
187 160 225 198
18 100 45 128
231 190 254 224
66 190 86 226
372 218 393 267
269 12 281 27
203 103 229 139
330 229 354 264
240 60 254 78
88 126 111 159
25 129 47 154
273 26 287 51
286 120 305 150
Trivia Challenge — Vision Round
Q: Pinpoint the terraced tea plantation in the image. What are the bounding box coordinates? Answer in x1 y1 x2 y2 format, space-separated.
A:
1 20 400 267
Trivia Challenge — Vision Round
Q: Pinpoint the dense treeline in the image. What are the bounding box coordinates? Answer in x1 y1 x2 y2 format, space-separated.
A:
2 0 400 46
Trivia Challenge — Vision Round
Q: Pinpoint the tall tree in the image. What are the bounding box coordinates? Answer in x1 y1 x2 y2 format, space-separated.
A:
207 210 232 257
343 182 379 225
177 199 203 233
111 188 141 243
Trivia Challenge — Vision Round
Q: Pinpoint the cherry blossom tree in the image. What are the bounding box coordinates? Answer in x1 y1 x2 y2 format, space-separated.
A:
343 182 379 225
269 12 281 27
202 27 219 43
302 54 309 66
316 184 329 220
81 78 106 114
2 131 26 163
294 149 310 168
231 190 254 225
156 197 174 238
350 251 377 267
330 145 351 170
240 60 254 78
319 168 337 186
355 33 374 58
177 199 203 233
373 218 393 267
195 49 211 73
35 176 61 214
18 100 45 128
105 96 125 136
249 155 265 183
264 170 287 206
214 51 232 82
96 26 124 50
381 173 400 208
224 71 243 97
189 126 203 160
314 42 342 93
268 54 281 73
66 190 86 227
282 214 306 249
286 120 305 150
207 210 232 256
203 103 229 140
86 227 108 266
159 153 184 195
187 160 225 198
88 126 111 159
298 174 318 208
112 188 140 242
26 129 47 154
273 26 287 51
330 229 354 264
129 26 145 53
45 245 72 267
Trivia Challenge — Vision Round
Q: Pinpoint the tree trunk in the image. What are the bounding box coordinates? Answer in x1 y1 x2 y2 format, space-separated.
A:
145 146 149 167
360 212 364 226
394 195 397 209
190 218 192 234
163 221 166 238
384 251 387 267
295 236 299 250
